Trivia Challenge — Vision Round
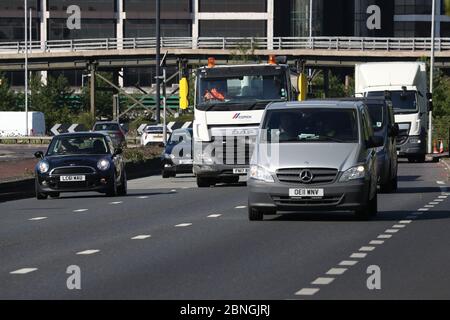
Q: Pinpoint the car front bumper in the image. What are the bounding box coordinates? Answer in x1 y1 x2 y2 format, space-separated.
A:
248 178 370 212
36 171 114 193
162 159 193 174
397 135 426 157
193 164 248 178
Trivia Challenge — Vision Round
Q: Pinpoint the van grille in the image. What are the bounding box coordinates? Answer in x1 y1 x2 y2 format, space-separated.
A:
272 195 343 206
276 168 338 184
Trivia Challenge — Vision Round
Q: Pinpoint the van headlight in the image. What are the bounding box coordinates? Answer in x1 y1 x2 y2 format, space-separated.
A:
339 165 366 182
97 159 111 171
38 161 49 174
249 165 274 183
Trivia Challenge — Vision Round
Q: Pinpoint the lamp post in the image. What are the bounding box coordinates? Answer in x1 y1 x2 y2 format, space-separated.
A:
428 0 436 155
155 0 161 124
24 0 29 136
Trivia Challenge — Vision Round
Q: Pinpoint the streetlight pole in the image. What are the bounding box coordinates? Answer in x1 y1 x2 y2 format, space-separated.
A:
428 0 436 154
24 0 28 136
155 0 161 124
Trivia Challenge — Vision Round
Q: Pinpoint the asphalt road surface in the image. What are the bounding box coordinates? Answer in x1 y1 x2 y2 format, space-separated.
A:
0 160 449 300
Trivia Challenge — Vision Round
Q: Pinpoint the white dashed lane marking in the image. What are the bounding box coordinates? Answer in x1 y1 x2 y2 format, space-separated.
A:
137 196 149 199
418 208 429 211
350 253 367 258
385 229 399 233
438 196 448 199
207 214 222 218
131 235 151 240
295 288 320 296
392 224 406 228
76 250 100 255
369 240 384 245
339 260 358 266
429 202 439 205
359 246 375 252
73 209 88 213
312 277 335 285
378 234 392 239
326 268 347 275
10 268 38 274
109 201 123 205
399 220 412 224
29 217 47 221
175 223 192 227
235 205 247 209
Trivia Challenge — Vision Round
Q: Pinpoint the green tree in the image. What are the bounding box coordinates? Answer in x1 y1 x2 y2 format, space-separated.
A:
29 74 74 129
0 74 20 111
80 72 115 119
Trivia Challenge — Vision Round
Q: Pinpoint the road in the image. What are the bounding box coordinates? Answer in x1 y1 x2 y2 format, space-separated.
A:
0 160 449 300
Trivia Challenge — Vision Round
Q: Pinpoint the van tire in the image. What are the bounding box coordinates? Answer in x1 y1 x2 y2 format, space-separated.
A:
197 177 214 188
248 206 264 221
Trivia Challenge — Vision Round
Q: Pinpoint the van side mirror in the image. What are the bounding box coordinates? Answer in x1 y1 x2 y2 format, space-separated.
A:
367 136 384 149
34 151 44 159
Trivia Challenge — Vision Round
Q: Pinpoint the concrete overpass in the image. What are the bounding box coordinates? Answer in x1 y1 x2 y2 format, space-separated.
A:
1 36 450 72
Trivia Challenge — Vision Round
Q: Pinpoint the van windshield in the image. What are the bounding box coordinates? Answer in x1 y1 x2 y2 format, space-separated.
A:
367 91 417 113
261 109 359 143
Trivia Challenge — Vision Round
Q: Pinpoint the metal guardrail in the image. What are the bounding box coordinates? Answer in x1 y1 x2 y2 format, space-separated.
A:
0 136 143 145
0 37 449 54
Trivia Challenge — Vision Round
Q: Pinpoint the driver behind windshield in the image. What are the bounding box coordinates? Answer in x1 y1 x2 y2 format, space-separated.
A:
203 79 227 102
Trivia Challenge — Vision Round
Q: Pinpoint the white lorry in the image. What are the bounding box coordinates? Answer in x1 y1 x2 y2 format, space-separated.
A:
0 111 46 136
355 62 431 163
193 57 296 187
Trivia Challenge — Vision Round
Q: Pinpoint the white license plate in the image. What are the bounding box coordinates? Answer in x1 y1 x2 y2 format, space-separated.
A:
289 188 324 197
233 168 249 174
60 175 86 182
179 159 193 165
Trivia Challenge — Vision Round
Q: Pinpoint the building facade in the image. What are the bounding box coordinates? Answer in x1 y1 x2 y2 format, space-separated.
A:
0 0 448 87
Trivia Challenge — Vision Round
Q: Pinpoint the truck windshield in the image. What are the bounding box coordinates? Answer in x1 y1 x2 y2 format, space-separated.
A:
261 109 359 144
367 91 417 114
197 72 287 111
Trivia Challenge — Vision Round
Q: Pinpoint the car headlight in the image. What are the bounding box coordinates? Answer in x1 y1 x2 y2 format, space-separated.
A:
38 161 49 174
164 153 175 159
97 159 111 171
249 165 274 183
339 165 366 182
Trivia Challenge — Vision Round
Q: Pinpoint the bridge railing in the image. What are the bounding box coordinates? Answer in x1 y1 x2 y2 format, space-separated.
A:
1 37 450 54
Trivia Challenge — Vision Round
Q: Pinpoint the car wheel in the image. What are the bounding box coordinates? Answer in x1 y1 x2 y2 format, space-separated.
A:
35 179 48 200
162 170 171 179
49 192 60 199
106 173 118 197
248 206 264 221
197 177 214 188
117 171 127 196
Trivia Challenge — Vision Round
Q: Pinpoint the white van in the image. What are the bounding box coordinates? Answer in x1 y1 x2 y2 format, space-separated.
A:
0 111 46 136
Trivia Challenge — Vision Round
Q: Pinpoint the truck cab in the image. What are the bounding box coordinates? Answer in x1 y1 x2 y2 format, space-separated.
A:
355 62 431 163
193 57 295 187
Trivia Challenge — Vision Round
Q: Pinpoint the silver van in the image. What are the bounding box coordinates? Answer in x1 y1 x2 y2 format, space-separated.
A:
247 101 383 221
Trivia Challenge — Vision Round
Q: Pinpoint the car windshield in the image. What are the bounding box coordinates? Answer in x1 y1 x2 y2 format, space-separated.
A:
367 91 417 113
366 103 385 132
145 127 164 133
197 72 288 111
47 136 109 156
169 130 192 143
94 123 120 131
261 108 359 143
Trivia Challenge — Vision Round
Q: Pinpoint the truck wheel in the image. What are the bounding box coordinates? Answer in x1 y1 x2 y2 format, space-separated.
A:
248 206 264 221
197 177 214 188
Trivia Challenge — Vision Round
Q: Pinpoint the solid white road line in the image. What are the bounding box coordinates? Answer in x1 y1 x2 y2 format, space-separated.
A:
131 235 151 240
76 250 100 255
207 214 222 218
10 268 37 274
350 253 367 258
295 288 320 296
369 240 384 245
359 246 376 252
175 223 192 227
377 234 392 239
312 277 335 285
29 217 47 221
326 268 347 275
73 209 88 213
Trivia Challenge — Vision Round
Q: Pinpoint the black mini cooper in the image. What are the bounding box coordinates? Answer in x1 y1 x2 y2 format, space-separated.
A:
34 132 127 199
